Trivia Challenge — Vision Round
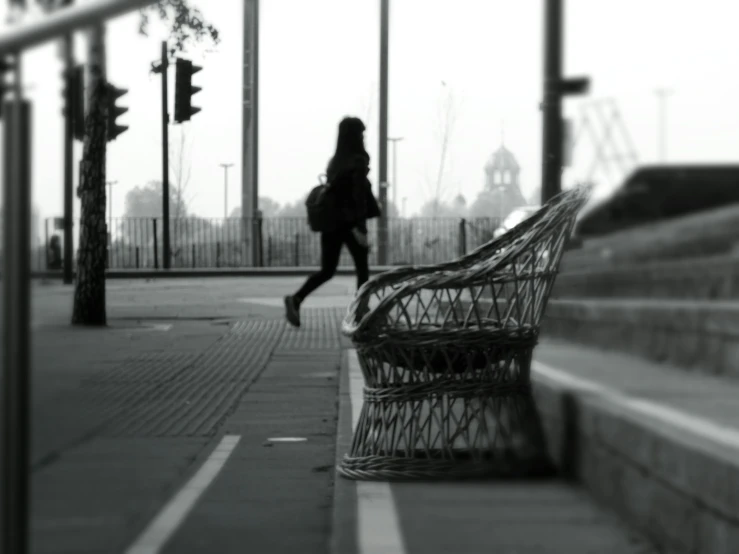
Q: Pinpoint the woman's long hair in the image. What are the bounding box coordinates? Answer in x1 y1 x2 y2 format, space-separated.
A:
327 117 369 181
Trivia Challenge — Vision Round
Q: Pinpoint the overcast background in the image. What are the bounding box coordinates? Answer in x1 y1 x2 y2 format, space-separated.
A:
2 0 738 229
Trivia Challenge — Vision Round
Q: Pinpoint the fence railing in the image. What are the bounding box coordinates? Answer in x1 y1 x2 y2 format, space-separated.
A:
37 216 502 271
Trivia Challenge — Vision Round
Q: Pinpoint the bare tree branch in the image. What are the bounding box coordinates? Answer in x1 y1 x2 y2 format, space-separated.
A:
140 0 220 55
169 126 193 259
424 83 458 217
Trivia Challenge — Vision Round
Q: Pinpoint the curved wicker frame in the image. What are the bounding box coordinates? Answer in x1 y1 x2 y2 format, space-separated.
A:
338 185 592 481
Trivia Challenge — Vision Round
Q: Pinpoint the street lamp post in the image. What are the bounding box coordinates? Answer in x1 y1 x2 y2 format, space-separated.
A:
378 0 390 265
220 163 234 218
387 137 403 216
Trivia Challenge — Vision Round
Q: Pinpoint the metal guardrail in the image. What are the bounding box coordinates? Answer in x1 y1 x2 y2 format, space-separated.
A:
0 0 159 54
1 2 161 553
38 216 502 270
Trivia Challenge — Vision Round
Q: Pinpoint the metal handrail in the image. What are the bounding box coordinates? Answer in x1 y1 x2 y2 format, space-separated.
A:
2 3 167 554
0 0 159 55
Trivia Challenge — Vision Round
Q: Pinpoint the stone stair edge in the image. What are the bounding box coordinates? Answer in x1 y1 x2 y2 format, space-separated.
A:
558 251 739 279
543 300 739 379
532 359 739 553
574 202 739 252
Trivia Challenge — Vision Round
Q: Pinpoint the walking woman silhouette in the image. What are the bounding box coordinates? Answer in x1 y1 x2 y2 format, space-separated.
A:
284 117 380 327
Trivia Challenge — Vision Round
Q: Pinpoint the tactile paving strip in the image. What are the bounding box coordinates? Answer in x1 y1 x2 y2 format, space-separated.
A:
53 310 347 440
81 351 200 385
276 307 346 352
102 320 285 437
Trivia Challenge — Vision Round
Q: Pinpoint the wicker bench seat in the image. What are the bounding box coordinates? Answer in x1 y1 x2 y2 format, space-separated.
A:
337 185 591 481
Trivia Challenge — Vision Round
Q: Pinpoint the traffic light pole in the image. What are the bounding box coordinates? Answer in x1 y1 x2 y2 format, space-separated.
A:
3 55 32 554
158 41 171 269
541 0 564 205
62 33 74 284
541 0 589 204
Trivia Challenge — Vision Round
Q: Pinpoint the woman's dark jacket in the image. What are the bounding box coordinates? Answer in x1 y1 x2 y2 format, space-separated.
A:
328 154 381 233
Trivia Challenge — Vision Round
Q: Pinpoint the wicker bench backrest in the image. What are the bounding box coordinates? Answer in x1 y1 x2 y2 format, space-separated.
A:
345 185 591 338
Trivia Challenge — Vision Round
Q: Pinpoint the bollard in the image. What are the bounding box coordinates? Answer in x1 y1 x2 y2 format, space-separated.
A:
135 247 140 269
216 242 221 268
408 221 414 265
152 219 159 269
192 244 196 268
458 218 467 257
257 216 264 268
294 233 300 266
44 218 49 269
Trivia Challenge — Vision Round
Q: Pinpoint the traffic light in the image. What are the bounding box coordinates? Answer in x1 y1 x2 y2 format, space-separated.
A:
61 65 85 140
106 83 128 142
0 56 14 120
174 58 202 123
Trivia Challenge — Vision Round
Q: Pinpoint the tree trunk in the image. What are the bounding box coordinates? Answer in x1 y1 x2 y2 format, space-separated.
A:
72 25 108 326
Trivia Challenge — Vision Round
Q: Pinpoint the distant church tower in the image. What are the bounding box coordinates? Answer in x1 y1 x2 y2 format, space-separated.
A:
483 141 527 206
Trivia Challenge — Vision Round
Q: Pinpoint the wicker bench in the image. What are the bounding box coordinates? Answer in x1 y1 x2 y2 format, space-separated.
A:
338 185 591 480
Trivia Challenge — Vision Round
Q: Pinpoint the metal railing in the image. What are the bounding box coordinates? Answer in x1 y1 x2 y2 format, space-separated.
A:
37 216 502 271
0 3 163 554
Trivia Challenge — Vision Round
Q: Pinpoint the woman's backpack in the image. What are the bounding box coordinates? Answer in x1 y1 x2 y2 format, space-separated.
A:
305 174 339 232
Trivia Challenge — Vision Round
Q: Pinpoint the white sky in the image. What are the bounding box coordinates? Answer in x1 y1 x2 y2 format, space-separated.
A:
3 0 739 225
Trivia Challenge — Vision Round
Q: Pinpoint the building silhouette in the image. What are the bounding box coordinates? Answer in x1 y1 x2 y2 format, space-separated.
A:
469 143 528 219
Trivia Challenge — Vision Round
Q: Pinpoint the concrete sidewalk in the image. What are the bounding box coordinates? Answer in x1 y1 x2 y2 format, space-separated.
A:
8 278 356 554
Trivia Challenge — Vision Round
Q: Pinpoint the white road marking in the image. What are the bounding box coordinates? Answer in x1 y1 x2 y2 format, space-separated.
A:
124 435 241 554
533 361 739 451
348 350 407 554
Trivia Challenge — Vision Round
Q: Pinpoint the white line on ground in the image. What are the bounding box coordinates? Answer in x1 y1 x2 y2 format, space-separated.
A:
348 350 408 554
533 361 739 451
124 435 241 554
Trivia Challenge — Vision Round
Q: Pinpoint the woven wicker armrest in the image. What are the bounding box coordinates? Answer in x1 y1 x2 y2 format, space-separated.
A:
342 185 592 339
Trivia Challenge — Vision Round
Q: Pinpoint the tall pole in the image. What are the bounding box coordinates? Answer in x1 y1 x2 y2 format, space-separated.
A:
655 88 673 162
378 0 390 265
388 136 403 216
62 30 74 284
160 41 171 269
541 0 563 205
220 163 233 218
540 0 589 203
3 51 32 554
242 0 259 266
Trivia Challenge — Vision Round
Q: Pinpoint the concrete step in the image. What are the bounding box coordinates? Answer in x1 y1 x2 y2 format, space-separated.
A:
532 339 739 554
543 298 739 379
552 254 739 300
564 203 739 272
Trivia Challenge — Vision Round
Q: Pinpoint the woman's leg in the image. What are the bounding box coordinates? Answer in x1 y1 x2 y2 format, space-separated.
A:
296 231 344 301
285 231 343 327
344 230 370 290
344 230 371 323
